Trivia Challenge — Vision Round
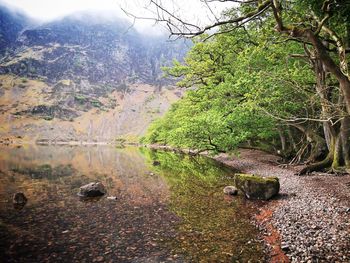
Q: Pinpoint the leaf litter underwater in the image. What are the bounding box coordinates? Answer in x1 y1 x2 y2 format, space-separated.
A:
0 145 266 262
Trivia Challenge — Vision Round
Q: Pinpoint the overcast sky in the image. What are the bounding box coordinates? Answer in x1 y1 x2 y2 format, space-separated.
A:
0 0 234 33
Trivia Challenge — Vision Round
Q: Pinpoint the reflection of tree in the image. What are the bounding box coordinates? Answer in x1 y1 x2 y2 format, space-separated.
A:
141 148 265 262
141 148 234 181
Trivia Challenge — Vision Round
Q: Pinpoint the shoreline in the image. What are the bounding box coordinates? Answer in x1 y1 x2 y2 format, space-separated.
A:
2 142 349 261
147 144 350 261
214 149 350 263
0 140 140 147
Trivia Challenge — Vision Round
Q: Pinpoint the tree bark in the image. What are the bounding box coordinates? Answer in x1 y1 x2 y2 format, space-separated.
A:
271 1 350 115
290 123 326 163
298 136 335 175
341 116 350 168
278 127 286 152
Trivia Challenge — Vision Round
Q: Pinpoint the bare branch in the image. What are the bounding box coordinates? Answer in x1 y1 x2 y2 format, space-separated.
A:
169 0 271 37
201 0 220 23
203 3 270 41
260 106 344 125
205 0 259 3
123 0 271 38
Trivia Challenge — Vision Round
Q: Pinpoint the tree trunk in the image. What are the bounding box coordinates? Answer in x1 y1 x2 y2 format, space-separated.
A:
331 134 342 170
272 9 350 115
341 116 350 168
298 136 335 175
287 126 298 152
290 123 326 163
323 122 332 150
313 56 333 151
278 128 286 152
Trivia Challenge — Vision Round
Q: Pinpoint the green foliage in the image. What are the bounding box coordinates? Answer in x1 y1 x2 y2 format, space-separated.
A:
144 25 315 153
144 0 350 164
91 99 102 108
74 94 102 108
74 94 87 103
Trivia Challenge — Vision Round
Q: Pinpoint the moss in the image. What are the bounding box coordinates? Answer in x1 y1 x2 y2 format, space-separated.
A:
234 173 279 200
235 173 279 183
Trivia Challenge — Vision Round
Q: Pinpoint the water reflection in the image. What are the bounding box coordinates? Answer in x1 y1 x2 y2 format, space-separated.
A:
0 145 265 262
143 149 265 262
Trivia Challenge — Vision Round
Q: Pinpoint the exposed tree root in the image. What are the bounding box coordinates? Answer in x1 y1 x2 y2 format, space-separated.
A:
326 167 349 176
289 142 309 165
298 156 333 175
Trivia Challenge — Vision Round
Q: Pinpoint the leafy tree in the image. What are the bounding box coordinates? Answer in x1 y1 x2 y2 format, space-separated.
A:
139 0 350 173
144 27 318 156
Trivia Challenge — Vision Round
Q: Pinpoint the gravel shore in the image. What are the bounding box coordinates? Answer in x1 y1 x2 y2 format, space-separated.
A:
215 149 350 263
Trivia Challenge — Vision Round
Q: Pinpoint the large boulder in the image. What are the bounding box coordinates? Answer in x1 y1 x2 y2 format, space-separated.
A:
234 174 280 200
78 182 106 197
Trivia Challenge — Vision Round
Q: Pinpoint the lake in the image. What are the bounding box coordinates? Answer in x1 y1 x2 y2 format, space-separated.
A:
0 145 265 262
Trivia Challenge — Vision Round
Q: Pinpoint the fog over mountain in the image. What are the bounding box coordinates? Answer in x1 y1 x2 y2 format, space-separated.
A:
0 4 188 143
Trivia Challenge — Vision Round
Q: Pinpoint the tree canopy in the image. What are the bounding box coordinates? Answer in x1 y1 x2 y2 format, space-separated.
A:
141 0 350 174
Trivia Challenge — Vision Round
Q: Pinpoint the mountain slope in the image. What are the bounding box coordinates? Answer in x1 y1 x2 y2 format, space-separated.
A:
0 8 187 143
0 4 32 56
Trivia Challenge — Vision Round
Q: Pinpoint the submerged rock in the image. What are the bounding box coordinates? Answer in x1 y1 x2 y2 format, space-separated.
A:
13 192 27 205
78 182 106 197
223 186 238 195
235 174 279 200
13 192 27 209
152 161 161 166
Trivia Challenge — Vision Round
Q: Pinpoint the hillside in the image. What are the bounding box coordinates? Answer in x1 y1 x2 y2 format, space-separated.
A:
0 7 186 144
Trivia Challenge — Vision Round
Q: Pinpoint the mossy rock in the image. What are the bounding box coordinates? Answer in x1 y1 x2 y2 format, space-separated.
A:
234 174 280 200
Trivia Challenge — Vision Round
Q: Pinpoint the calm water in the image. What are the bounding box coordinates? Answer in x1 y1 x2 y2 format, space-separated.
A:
0 145 265 262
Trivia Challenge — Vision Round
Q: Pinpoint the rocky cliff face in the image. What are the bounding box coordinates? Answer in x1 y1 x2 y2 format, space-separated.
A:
0 5 31 56
0 7 187 143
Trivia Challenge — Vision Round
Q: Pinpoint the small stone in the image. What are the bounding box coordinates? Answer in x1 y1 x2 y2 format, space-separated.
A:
281 244 290 252
13 192 27 205
107 196 117 200
95 256 104 262
311 225 321 230
223 186 238 195
78 182 106 197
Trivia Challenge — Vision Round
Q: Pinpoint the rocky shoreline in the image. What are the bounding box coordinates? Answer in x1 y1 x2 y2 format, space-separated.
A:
215 149 350 263
2 142 349 261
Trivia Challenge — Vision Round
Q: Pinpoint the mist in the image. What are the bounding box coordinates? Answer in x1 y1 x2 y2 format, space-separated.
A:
0 0 233 36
